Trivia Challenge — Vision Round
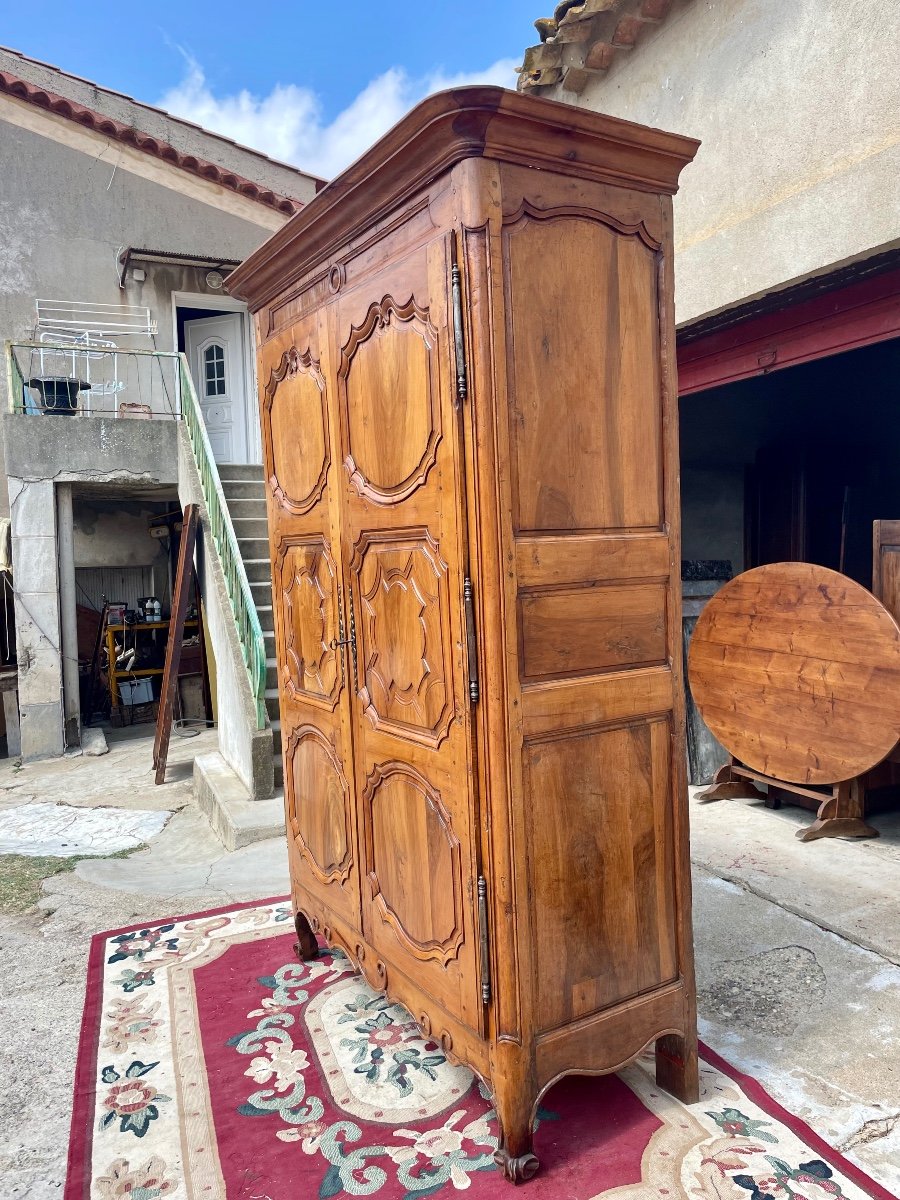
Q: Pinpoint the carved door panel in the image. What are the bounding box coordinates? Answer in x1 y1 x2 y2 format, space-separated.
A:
260 311 361 930
333 237 482 1033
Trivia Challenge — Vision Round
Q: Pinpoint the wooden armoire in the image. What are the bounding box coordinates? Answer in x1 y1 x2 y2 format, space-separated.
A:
228 87 700 1182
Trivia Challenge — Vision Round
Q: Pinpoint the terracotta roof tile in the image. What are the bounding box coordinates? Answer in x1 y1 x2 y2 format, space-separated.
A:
0 69 303 216
518 0 675 95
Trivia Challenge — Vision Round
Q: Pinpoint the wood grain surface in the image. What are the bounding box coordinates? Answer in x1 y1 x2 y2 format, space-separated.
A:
689 562 900 785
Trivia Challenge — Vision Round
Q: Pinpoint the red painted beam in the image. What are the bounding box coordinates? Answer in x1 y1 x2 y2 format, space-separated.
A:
677 268 900 396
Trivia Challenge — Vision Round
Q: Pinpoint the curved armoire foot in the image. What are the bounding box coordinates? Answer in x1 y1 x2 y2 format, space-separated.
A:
293 909 319 961
493 1147 539 1184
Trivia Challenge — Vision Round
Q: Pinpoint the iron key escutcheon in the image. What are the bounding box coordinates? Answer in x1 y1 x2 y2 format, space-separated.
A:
330 588 358 681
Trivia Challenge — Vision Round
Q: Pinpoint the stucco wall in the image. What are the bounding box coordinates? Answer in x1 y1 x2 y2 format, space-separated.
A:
543 0 900 324
3 418 180 758
0 46 320 203
0 97 296 516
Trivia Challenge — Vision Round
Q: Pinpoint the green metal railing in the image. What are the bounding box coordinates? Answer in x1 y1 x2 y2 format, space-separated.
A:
4 341 267 730
178 356 267 729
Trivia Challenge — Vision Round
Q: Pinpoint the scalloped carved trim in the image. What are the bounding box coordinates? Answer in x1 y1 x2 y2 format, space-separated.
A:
504 198 662 252
284 725 353 887
361 759 465 965
263 345 330 515
349 527 454 748
339 294 442 505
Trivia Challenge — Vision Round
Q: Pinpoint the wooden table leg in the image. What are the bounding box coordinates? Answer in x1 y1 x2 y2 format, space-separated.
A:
797 778 879 841
696 758 767 803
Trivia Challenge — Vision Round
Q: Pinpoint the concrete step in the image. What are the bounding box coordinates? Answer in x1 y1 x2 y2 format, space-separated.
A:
221 479 266 500
218 463 265 482
274 760 284 788
232 516 270 539
270 718 282 754
251 579 273 607
236 537 270 560
194 750 285 851
226 497 268 519
243 558 272 583
266 657 279 690
256 604 275 633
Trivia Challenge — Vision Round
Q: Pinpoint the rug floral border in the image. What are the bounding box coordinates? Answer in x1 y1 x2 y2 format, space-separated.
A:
64 896 897 1200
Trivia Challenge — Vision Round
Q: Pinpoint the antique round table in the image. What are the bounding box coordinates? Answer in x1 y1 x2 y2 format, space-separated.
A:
688 562 900 839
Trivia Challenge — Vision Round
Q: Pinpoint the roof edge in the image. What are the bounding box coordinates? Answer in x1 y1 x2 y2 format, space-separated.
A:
0 44 327 189
0 69 303 217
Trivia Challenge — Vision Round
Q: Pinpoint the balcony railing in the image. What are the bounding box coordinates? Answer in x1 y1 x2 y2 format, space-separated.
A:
4 340 267 731
6 341 180 419
178 357 267 729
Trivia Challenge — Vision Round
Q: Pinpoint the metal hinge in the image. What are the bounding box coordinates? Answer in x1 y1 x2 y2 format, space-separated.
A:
463 577 479 704
450 262 468 406
477 875 491 1005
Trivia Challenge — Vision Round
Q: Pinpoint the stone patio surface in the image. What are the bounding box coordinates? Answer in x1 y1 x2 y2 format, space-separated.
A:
0 729 897 1197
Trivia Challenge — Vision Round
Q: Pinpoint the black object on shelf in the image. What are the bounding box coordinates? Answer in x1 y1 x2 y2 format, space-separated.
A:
27 376 90 415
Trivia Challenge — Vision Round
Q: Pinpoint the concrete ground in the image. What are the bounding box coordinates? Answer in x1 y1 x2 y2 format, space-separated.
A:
0 734 898 1197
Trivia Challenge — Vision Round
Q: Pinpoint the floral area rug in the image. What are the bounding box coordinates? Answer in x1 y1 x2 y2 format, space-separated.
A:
66 898 893 1200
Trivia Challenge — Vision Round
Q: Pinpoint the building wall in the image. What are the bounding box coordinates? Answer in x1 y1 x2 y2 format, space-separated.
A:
0 68 315 762
0 93 297 514
3 417 179 758
542 0 900 324
0 46 320 202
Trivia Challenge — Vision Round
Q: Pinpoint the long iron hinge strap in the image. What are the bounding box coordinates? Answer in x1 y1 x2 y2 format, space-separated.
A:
463 576 479 704
451 263 468 405
478 875 491 1005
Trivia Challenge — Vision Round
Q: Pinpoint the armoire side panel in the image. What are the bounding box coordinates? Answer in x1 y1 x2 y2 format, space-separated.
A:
524 718 677 1032
503 213 662 533
500 185 682 1035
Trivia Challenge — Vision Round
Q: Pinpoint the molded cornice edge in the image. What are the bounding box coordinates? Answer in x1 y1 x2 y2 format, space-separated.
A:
226 85 699 313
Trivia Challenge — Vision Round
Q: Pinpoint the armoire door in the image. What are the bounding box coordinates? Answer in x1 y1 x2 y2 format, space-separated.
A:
261 310 361 931
333 235 484 1034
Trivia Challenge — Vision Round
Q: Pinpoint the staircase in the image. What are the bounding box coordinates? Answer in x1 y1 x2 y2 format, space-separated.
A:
217 464 282 788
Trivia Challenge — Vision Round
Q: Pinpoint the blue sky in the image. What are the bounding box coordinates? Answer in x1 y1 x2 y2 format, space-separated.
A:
3 1 536 177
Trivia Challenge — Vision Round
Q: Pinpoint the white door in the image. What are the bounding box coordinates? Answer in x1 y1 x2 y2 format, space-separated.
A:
185 313 249 464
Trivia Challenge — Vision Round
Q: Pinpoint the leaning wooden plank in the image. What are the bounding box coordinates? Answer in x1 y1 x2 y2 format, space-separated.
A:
153 504 200 784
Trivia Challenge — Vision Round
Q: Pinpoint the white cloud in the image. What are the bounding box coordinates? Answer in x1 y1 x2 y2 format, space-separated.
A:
158 55 519 181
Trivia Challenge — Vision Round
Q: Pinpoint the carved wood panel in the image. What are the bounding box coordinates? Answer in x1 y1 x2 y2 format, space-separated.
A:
285 724 352 887
263 347 330 515
351 529 454 746
334 239 483 1033
339 296 441 504
259 317 361 934
276 537 341 709
361 760 464 964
